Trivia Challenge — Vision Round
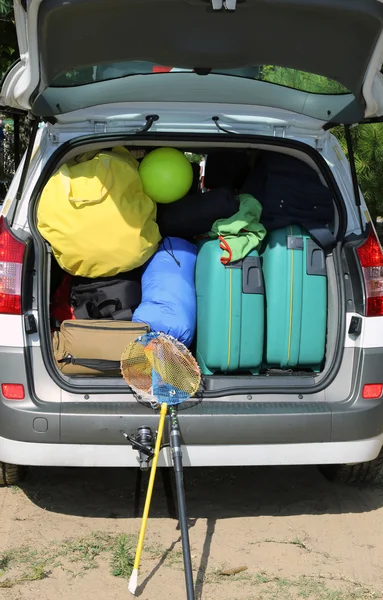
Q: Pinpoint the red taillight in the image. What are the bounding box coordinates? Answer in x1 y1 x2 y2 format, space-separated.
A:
0 216 26 315
356 227 383 317
152 66 173 73
362 383 383 399
1 383 25 400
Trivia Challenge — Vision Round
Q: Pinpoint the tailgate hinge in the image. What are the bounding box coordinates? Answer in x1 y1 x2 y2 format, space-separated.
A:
48 130 60 144
273 125 286 138
93 121 107 134
212 0 236 10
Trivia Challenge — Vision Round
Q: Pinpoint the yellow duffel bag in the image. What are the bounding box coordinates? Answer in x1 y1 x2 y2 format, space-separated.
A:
37 147 161 278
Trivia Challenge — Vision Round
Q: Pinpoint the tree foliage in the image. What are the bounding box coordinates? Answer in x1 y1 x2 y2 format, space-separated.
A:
0 1 32 183
333 124 383 224
0 0 18 79
260 65 348 94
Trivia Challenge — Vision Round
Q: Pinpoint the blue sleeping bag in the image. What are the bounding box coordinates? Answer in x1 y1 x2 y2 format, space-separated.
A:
132 237 197 347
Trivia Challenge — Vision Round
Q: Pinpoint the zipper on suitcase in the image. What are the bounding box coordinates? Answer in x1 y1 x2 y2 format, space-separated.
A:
288 225 295 363
227 268 233 370
63 323 146 332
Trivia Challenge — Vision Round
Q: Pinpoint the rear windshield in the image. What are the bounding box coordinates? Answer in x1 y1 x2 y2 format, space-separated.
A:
51 62 349 95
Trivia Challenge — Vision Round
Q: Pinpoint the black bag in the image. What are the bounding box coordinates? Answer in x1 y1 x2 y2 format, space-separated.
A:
242 153 335 252
156 187 239 239
204 151 250 190
70 269 142 320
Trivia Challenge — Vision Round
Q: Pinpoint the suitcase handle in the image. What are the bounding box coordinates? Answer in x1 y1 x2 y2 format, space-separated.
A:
306 239 326 276
242 256 264 295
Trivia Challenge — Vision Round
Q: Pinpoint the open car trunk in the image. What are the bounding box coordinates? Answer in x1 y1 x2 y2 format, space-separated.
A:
29 133 346 397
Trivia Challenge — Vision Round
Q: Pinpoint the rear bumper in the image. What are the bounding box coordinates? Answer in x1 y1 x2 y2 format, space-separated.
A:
1 435 382 467
1 346 383 466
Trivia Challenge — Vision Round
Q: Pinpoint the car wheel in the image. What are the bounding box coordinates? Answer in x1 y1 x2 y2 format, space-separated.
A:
319 448 383 485
0 462 26 486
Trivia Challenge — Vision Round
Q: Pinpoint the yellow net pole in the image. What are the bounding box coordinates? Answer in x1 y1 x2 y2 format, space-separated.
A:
128 402 168 595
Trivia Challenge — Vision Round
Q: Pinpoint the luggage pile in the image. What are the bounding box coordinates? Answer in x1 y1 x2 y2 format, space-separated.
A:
196 152 333 375
38 146 334 378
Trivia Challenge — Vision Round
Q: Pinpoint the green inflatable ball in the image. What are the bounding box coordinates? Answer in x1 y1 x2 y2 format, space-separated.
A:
139 147 193 204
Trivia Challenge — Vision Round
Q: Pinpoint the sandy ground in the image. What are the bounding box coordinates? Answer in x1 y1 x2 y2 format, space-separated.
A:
1 465 383 600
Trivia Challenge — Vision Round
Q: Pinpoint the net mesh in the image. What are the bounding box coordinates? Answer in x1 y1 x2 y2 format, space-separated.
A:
121 332 201 405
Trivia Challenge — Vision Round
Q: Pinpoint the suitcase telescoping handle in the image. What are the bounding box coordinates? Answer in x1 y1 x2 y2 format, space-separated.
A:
306 239 326 277
287 235 326 277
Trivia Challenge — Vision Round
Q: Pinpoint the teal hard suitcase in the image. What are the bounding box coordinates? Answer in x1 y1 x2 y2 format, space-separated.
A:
261 225 327 371
195 239 264 375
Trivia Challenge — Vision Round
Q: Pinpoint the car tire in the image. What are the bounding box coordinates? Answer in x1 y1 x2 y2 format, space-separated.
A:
319 449 383 485
0 462 26 486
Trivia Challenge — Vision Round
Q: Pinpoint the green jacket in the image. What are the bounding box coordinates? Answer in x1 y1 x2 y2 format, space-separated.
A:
209 193 267 264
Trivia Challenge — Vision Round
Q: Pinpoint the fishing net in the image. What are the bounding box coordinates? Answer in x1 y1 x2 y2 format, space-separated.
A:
121 332 201 406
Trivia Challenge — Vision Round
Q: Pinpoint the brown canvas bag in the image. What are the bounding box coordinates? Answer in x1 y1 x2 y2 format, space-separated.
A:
53 320 149 376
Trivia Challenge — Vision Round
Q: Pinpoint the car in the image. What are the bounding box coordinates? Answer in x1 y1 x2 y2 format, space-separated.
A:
1 0 383 486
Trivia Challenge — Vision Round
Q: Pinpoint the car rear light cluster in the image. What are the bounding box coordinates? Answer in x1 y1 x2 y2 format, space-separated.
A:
152 65 173 73
0 216 26 315
356 226 383 317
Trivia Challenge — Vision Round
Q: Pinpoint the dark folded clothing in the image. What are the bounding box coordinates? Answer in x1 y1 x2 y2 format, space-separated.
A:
156 187 239 239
